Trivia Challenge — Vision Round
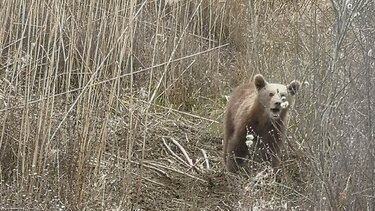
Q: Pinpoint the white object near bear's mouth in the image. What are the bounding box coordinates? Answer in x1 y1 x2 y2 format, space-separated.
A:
281 101 289 109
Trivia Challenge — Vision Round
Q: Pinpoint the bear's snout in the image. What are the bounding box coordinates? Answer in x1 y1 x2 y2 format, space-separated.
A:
272 101 283 110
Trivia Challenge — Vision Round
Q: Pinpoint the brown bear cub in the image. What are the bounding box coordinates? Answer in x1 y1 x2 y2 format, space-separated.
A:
223 74 300 173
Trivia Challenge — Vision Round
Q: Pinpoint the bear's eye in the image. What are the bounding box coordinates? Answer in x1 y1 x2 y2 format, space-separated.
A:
269 92 274 97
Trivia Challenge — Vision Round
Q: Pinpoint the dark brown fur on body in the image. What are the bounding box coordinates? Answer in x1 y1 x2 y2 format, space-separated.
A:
223 74 300 173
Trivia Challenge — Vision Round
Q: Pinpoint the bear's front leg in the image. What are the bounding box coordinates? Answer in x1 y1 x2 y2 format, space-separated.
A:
270 153 282 182
225 134 248 173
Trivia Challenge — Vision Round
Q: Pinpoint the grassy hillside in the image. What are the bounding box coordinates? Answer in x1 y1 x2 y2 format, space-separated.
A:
0 0 374 210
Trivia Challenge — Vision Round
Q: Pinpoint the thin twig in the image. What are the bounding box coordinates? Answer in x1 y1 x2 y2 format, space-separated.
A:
145 161 207 183
162 137 190 167
104 152 207 183
169 137 194 167
131 172 166 187
200 149 210 169
103 152 170 178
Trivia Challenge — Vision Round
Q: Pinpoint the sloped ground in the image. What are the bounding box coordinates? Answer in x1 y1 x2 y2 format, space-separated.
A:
108 100 238 210
101 98 309 210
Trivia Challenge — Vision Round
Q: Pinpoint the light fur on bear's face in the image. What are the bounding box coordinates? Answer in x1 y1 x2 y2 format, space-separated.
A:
254 74 300 119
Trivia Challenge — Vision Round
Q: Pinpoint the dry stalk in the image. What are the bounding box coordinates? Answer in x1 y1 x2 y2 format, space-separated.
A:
103 152 207 183
200 149 210 169
145 161 207 183
169 137 194 167
162 137 190 167
0 43 228 114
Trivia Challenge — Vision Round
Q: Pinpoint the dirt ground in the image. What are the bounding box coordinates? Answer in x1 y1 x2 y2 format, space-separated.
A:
110 105 308 211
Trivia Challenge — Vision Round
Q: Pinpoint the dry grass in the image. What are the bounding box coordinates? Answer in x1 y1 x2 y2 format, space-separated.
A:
0 0 374 210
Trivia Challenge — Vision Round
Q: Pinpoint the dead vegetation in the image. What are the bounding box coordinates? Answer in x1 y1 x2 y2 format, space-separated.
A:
0 0 374 210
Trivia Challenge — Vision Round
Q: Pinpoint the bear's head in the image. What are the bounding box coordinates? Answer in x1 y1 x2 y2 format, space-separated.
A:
254 74 300 119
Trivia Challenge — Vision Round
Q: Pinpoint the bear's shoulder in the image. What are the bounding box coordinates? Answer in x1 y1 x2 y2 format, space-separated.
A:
229 83 256 104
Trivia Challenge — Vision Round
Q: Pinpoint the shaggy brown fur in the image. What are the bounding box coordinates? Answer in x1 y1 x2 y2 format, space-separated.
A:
223 74 300 173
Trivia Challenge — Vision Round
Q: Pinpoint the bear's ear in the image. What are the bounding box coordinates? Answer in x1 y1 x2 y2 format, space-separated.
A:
287 80 301 95
254 74 267 90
